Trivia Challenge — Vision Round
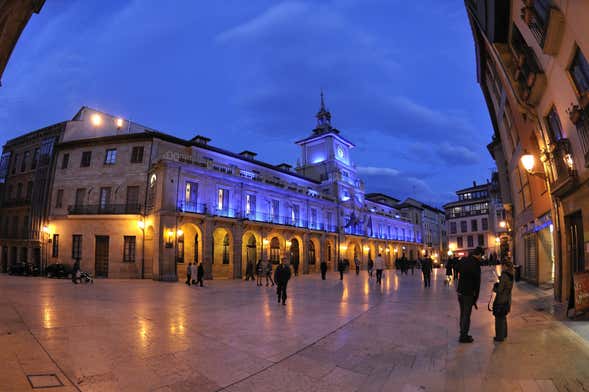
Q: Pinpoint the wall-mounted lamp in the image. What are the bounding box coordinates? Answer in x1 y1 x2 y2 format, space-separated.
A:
177 229 184 237
165 229 174 248
262 238 269 246
115 118 124 129
520 150 546 179
286 240 292 248
137 219 145 230
90 113 102 127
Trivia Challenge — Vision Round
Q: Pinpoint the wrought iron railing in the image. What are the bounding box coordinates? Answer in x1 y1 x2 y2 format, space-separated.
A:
68 203 142 215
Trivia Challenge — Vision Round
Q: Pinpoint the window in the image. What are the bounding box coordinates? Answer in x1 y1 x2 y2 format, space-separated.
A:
21 151 29 172
460 221 467 233
222 234 230 264
72 235 82 259
61 153 69 169
478 234 485 247
104 149 117 165
467 235 474 248
450 222 457 234
131 146 144 163
290 204 299 225
22 216 28 238
308 241 316 265
184 181 198 211
245 194 255 216
11 153 18 174
75 188 86 206
16 183 22 200
546 106 563 142
123 236 136 262
217 188 228 211
457 237 464 248
482 217 488 231
80 151 92 167
31 148 39 170
471 219 478 232
570 47 589 95
25 181 33 201
52 234 59 257
517 167 532 210
99 187 111 209
177 232 184 263
126 186 139 212
270 199 279 222
310 208 317 228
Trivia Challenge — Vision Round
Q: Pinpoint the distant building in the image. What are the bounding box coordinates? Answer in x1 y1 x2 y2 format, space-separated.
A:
444 178 504 259
0 0 45 85
1 96 425 279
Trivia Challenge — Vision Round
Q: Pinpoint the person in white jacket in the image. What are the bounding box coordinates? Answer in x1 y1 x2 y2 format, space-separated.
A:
374 254 385 284
191 262 198 285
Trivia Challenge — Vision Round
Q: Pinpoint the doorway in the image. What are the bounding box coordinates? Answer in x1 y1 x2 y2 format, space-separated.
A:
290 239 299 268
95 236 110 278
565 211 585 306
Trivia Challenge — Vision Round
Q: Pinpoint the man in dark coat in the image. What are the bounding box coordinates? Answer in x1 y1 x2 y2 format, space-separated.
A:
274 258 292 305
320 260 328 280
493 261 514 341
292 258 299 277
337 259 345 280
421 257 433 288
196 262 204 287
456 247 482 343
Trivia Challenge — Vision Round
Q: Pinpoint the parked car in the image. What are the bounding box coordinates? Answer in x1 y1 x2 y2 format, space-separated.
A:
8 262 40 276
46 263 73 279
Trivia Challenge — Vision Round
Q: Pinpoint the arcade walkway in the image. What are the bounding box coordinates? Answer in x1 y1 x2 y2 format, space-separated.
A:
0 268 588 391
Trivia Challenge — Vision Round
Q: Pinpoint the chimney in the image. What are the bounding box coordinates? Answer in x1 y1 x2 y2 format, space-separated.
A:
239 151 257 160
473 180 477 187
277 163 292 172
191 135 211 145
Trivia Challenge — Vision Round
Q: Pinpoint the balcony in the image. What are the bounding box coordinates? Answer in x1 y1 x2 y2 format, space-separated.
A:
68 204 142 215
567 104 589 167
521 2 564 55
510 26 546 105
545 139 578 198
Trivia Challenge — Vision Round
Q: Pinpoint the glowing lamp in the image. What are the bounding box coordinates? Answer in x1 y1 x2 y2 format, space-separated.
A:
177 229 184 237
564 154 574 170
495 236 501 245
165 229 174 248
42 225 50 234
90 113 102 126
499 221 507 229
363 246 370 252
447 250 453 256
286 240 292 248
262 239 269 246
137 220 145 230
115 118 124 128
520 151 535 172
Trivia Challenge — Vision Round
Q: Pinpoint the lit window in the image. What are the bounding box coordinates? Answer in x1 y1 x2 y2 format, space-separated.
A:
104 149 117 165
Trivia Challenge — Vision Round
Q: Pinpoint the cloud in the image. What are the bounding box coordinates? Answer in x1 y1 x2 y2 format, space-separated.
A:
357 166 400 176
437 142 480 166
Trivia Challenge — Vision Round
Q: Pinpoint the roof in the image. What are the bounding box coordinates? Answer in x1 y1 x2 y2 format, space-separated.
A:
365 193 400 203
295 129 355 148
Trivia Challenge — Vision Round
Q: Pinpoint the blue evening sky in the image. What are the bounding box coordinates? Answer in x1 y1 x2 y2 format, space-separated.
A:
0 0 495 207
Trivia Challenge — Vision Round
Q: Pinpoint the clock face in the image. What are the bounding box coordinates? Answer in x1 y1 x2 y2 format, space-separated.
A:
337 146 344 158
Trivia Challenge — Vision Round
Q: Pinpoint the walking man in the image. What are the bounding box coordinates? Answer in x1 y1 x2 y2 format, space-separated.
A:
196 261 204 287
337 259 345 280
422 256 433 288
367 257 374 278
256 260 263 286
374 253 385 284
185 262 192 286
265 260 275 287
274 258 292 305
456 247 482 343
320 259 328 280
354 256 360 275
292 258 299 277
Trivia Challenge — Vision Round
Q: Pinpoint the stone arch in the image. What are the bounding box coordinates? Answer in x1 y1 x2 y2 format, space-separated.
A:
241 230 262 279
326 239 334 270
213 227 233 279
307 237 320 272
177 222 203 278
285 233 303 272
265 232 285 265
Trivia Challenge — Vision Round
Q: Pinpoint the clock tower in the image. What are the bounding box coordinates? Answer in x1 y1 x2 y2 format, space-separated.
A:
295 92 364 207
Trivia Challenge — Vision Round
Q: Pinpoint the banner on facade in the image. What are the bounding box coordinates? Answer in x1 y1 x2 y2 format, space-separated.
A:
573 272 589 313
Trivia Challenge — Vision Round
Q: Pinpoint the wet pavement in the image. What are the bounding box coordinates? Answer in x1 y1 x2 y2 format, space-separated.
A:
1 267 589 391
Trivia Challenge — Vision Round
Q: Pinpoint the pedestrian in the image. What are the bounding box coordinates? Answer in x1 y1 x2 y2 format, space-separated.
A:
191 262 198 285
196 262 204 287
274 258 292 305
245 261 254 281
400 255 408 275
456 247 482 343
292 257 299 277
374 253 385 284
452 256 459 281
72 258 80 284
421 257 433 288
410 259 415 275
256 260 264 286
320 260 328 280
185 262 192 286
367 257 374 278
265 260 275 287
492 261 514 342
445 258 454 285
337 259 345 280
354 256 361 275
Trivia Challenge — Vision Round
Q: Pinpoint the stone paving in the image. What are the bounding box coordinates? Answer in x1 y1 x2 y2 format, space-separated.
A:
1 267 589 391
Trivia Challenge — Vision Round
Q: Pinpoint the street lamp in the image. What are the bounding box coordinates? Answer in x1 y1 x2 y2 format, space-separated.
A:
90 113 102 127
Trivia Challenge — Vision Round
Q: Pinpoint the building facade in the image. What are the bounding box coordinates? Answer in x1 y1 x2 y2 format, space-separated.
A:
465 0 589 301
444 180 505 260
4 99 424 280
0 122 64 272
0 0 45 85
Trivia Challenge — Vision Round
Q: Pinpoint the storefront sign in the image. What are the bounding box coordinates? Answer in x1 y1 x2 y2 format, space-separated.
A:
573 272 589 313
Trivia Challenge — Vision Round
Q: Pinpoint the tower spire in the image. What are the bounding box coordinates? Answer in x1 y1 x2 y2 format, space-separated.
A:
315 90 332 132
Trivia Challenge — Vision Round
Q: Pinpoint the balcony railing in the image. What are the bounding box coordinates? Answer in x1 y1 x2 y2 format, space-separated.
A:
546 139 578 198
510 26 546 105
68 203 142 215
567 104 589 167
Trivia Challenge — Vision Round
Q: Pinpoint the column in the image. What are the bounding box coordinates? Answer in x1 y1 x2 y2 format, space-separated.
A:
320 233 326 268
302 232 309 274
203 217 214 280
232 223 243 279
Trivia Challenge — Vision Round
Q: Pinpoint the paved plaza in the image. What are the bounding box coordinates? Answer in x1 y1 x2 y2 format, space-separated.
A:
1 268 589 392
